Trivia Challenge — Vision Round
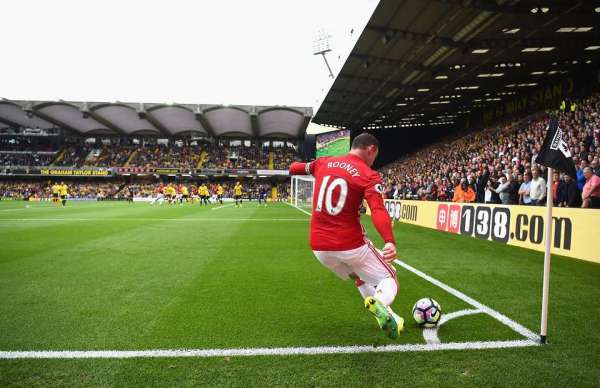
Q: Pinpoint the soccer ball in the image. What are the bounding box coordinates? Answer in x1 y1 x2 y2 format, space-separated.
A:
412 298 442 328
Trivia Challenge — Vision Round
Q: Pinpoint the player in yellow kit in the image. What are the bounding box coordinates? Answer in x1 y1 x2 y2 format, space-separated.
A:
180 185 189 204
51 182 61 206
59 182 68 206
234 182 243 207
216 184 224 205
165 184 176 205
199 183 209 205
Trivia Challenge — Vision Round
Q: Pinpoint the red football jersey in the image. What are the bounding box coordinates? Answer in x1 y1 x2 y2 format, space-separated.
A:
290 153 395 251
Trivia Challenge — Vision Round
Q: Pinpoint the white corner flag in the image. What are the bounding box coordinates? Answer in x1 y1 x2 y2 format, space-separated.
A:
534 115 577 344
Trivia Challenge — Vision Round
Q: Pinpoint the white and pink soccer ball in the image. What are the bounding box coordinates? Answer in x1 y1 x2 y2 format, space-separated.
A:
412 298 442 328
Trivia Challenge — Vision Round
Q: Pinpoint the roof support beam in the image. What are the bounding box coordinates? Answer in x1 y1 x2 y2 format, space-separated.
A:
0 116 22 129
434 0 586 15
350 53 427 72
367 25 600 52
21 103 82 135
249 106 260 138
137 104 171 137
81 102 128 136
366 25 464 48
194 107 217 138
297 112 312 138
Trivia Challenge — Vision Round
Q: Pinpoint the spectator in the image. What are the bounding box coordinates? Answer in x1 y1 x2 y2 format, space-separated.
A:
551 172 560 205
591 157 600 177
576 160 587 191
475 168 489 203
556 175 581 207
529 168 547 206
581 167 600 209
452 179 475 203
519 173 532 205
495 175 511 204
508 173 521 205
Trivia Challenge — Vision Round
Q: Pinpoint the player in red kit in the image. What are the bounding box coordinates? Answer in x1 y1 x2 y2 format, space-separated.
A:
289 133 403 338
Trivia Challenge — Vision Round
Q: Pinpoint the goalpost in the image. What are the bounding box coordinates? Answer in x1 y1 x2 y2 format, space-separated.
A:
290 175 315 213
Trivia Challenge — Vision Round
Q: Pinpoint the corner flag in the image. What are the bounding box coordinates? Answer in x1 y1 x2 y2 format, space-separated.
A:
533 114 578 344
535 116 577 179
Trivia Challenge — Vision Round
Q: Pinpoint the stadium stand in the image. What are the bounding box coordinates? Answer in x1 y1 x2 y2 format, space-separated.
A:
0 140 301 169
379 93 600 206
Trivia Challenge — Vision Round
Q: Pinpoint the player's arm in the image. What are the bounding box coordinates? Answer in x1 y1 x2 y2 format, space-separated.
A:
364 176 396 262
289 160 316 176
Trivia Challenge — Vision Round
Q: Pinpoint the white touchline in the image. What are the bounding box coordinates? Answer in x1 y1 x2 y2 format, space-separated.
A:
0 340 538 359
394 259 540 341
422 309 482 344
285 201 311 216
0 206 542 360
0 218 308 222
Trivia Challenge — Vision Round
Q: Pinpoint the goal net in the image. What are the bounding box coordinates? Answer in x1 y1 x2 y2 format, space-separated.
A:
290 175 315 213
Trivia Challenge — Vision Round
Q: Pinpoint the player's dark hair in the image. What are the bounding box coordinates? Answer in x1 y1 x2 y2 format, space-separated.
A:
351 132 379 150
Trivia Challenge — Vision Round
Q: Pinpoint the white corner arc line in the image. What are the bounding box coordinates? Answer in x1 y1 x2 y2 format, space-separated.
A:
422 309 482 344
0 340 539 359
394 259 539 341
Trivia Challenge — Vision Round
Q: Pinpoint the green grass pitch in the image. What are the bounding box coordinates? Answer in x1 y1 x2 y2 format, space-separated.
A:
316 138 349 157
0 200 599 387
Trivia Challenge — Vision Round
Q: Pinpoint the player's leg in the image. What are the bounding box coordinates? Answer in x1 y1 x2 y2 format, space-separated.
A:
350 275 376 299
312 251 354 282
350 243 403 338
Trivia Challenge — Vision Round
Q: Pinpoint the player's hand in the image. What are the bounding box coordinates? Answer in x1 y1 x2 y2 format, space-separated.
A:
382 242 397 263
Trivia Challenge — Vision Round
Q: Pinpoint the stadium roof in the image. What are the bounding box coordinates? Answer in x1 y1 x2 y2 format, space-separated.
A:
0 99 313 139
313 0 600 130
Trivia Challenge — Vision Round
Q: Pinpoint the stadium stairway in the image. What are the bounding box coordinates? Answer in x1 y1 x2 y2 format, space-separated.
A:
268 151 274 169
50 149 66 166
124 149 137 167
196 150 208 169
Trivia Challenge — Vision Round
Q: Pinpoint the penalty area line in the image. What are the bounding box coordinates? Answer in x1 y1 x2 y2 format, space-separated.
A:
0 340 539 359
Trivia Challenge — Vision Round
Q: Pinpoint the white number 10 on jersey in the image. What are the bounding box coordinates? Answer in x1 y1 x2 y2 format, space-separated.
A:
315 175 348 216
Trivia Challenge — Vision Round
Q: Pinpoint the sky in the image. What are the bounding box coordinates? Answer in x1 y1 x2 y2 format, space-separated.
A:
0 0 378 133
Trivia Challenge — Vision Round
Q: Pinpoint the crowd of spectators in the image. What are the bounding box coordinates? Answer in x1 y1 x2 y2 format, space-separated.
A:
55 145 94 167
272 145 302 170
0 152 57 167
129 144 202 169
381 93 600 209
1 139 302 171
203 144 300 170
0 139 59 167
